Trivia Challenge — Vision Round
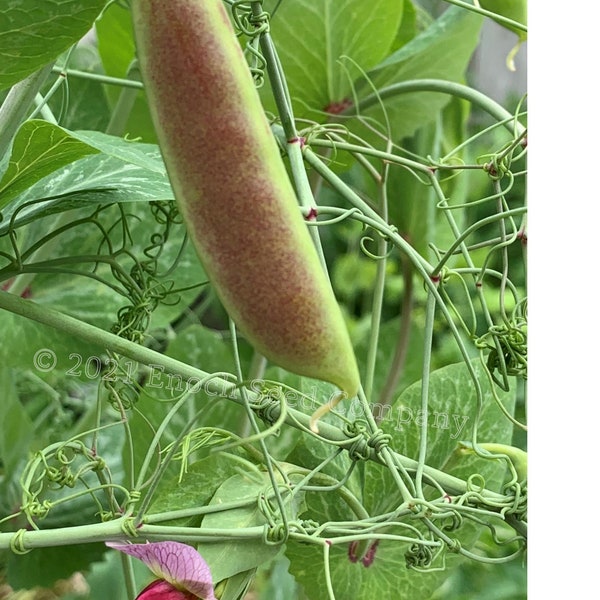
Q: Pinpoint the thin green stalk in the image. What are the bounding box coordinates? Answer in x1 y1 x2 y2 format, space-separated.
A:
120 554 137 600
304 136 433 175
253 7 329 269
7 210 85 296
377 258 414 410
228 320 290 533
33 93 59 124
443 0 527 34
363 166 389 400
416 289 437 499
431 207 526 277
350 79 526 138
51 66 144 89
105 61 142 136
29 70 66 121
0 290 509 503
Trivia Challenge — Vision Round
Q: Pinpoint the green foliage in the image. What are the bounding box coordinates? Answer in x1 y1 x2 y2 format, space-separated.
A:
0 1 526 599
259 0 405 117
0 0 107 90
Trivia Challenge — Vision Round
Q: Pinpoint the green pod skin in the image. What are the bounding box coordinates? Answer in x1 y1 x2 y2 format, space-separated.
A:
459 442 527 483
131 0 360 413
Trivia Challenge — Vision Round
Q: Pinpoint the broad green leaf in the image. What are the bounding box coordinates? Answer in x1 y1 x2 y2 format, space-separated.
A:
95 1 158 142
0 367 34 475
7 543 108 589
260 0 404 118
0 120 100 210
254 555 300 600
72 130 167 174
352 6 483 142
391 0 419 52
149 454 247 527
200 469 304 582
94 1 135 80
217 569 256 600
363 361 516 515
0 151 174 235
287 362 517 600
126 324 243 486
167 324 236 376
0 309 107 370
0 0 107 90
0 120 166 216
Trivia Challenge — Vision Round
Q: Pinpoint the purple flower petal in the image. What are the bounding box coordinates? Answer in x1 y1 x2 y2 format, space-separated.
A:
136 579 194 599
107 541 216 600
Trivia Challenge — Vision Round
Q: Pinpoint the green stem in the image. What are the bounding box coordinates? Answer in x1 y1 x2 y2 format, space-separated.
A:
254 8 329 268
350 79 526 137
444 0 527 34
120 553 137 600
52 66 143 89
105 61 142 136
0 290 509 503
377 258 414 410
33 93 59 124
415 289 437 498
363 169 389 400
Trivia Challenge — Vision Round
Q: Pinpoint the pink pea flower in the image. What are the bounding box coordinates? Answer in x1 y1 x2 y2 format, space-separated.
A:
106 540 217 600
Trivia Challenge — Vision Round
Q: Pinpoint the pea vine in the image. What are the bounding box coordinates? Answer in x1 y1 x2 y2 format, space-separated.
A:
0 1 526 598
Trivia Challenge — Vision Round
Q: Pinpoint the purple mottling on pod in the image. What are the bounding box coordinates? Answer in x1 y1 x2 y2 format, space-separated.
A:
131 0 360 401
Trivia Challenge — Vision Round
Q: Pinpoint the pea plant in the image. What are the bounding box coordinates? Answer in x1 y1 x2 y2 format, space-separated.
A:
0 1 527 599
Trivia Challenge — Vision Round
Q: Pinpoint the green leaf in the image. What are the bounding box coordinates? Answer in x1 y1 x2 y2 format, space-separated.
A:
0 309 107 371
353 6 484 141
260 0 404 118
95 1 158 142
149 455 247 527
364 362 516 515
287 362 517 600
0 151 174 235
200 469 302 582
7 543 108 589
391 0 419 52
71 130 167 174
95 1 136 80
165 324 236 375
0 0 107 90
0 120 100 210
0 367 34 476
0 120 166 217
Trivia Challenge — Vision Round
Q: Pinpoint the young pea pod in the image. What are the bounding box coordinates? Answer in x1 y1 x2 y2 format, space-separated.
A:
459 442 527 483
130 0 360 425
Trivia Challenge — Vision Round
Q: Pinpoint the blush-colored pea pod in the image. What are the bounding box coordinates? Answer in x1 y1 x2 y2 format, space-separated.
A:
130 0 360 425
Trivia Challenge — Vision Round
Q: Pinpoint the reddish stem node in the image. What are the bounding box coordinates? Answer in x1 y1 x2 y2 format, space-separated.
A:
305 207 318 221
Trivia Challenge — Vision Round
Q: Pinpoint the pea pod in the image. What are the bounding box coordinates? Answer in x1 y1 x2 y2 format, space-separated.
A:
130 0 360 422
459 442 527 483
